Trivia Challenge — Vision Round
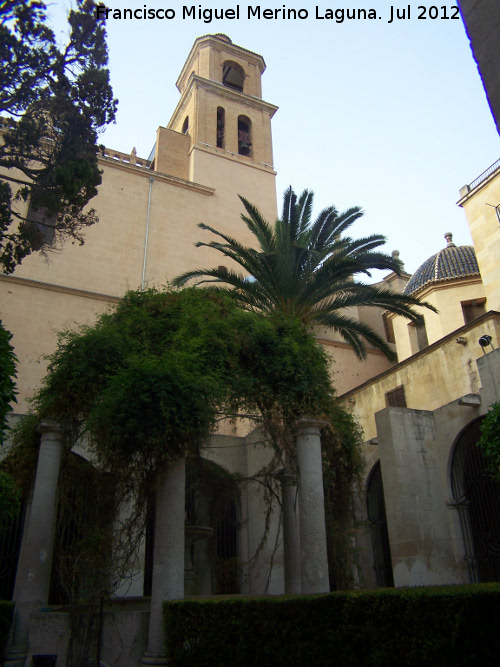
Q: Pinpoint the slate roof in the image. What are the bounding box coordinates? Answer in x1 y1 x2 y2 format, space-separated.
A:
403 234 480 295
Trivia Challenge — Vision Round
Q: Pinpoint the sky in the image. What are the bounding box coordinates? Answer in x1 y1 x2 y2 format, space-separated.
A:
49 1 500 278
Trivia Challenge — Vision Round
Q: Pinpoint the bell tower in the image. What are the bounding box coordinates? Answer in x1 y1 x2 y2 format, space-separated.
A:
170 34 276 170
152 34 278 225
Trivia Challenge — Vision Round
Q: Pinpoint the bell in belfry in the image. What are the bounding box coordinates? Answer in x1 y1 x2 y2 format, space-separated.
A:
238 119 251 155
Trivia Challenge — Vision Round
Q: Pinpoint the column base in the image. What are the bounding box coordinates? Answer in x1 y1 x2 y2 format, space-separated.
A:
3 652 27 667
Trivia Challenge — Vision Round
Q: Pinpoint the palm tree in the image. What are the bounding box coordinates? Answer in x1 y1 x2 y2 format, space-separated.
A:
174 187 435 360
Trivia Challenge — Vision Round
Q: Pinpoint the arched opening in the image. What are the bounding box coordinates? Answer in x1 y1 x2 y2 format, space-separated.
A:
366 461 394 587
451 417 500 582
222 61 244 92
182 116 189 135
49 453 115 604
238 116 252 156
216 107 225 149
144 456 240 597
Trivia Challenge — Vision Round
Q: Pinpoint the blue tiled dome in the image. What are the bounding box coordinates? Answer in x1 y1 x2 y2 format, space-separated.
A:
403 233 480 296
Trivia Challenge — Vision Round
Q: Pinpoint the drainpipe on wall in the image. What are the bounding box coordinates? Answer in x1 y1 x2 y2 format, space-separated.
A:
142 177 154 291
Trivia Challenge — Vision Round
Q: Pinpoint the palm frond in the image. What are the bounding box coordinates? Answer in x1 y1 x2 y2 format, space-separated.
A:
173 186 436 363
238 196 275 253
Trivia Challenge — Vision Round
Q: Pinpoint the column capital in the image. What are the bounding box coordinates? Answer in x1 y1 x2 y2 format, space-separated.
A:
37 420 64 436
274 468 298 486
297 415 328 434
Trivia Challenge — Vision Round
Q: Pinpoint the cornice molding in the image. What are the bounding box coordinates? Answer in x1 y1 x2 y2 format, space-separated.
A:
168 75 278 131
0 274 122 303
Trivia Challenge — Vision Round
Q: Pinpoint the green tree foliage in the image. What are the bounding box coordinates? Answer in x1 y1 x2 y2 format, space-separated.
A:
0 319 20 521
174 186 436 360
0 319 17 444
27 288 335 474
6 287 363 607
478 402 500 481
0 0 117 273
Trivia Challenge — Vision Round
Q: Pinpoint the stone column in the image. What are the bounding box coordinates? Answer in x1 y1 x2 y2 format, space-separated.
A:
296 417 330 594
276 469 301 594
142 457 185 666
6 421 64 667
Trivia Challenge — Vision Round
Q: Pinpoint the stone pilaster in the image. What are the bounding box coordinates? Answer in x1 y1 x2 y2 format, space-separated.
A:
142 457 185 666
276 469 301 594
6 421 64 667
296 417 329 594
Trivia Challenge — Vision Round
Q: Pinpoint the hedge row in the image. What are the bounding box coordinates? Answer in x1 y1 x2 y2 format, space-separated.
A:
0 600 13 656
164 584 500 666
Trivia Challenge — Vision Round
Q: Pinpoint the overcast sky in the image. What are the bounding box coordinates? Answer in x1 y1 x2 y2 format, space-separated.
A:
50 1 500 277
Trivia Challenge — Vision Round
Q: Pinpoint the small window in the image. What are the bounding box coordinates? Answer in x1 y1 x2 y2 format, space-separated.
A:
23 202 56 250
238 116 252 156
462 299 486 324
222 61 244 92
216 107 225 148
382 313 395 344
408 320 428 354
385 385 406 408
182 116 189 134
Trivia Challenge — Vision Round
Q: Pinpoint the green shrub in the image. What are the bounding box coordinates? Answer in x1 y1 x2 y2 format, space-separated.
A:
164 584 500 666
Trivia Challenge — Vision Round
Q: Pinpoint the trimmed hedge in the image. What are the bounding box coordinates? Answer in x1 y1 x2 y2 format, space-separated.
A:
164 584 500 666
0 600 14 656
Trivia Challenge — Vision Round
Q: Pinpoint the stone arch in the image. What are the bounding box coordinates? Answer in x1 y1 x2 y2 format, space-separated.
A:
49 452 114 604
450 416 500 582
222 60 244 92
366 460 394 587
144 456 241 597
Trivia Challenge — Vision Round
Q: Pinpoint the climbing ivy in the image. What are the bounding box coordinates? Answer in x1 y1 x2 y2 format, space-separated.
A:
5 286 363 661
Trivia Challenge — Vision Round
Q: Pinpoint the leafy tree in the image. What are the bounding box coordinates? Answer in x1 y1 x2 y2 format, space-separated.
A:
0 0 117 273
478 402 500 482
31 288 335 464
5 287 362 620
174 187 436 360
0 319 19 521
0 319 17 445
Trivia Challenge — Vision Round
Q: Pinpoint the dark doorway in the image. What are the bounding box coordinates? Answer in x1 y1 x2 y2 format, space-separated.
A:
366 461 394 587
451 417 500 582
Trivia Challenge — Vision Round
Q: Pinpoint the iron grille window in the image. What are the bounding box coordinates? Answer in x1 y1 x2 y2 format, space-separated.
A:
451 417 500 583
385 385 406 408
24 202 56 250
